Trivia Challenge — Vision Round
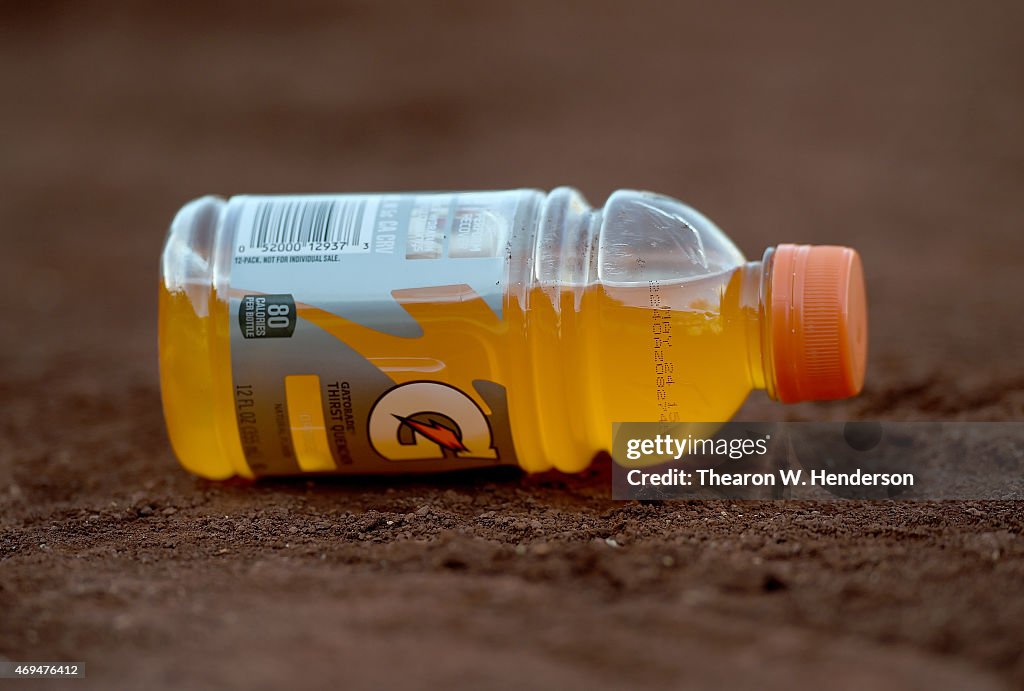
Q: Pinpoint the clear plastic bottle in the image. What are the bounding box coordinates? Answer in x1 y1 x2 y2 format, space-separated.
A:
159 188 867 479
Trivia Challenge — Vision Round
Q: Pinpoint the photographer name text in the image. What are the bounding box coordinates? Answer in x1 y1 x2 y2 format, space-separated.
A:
625 467 915 487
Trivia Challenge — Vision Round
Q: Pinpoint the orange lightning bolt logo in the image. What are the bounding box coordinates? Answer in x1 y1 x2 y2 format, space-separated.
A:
392 414 469 453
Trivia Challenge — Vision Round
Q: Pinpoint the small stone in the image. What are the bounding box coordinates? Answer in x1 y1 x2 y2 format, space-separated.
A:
162 507 178 516
138 506 154 517
415 506 431 517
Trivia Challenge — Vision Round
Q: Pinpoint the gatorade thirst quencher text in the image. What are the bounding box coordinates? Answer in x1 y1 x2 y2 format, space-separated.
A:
159 188 867 478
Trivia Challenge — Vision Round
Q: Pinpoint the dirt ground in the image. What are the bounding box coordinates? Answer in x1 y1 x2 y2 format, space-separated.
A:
2 2 1023 689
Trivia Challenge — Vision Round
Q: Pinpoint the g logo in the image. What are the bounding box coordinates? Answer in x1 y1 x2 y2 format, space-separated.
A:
368 382 497 461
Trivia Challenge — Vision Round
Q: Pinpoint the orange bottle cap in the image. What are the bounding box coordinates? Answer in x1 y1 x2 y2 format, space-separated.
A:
769 244 868 403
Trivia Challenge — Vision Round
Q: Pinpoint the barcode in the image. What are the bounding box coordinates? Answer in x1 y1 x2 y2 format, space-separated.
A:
246 198 369 252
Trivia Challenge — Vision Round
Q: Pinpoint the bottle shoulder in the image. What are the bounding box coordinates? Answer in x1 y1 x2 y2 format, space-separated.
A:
597 189 746 286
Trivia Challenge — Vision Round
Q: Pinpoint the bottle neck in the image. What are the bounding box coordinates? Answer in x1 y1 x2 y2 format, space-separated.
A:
737 250 780 400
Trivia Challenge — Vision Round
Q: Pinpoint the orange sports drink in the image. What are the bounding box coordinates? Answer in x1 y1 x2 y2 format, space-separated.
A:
159 188 867 479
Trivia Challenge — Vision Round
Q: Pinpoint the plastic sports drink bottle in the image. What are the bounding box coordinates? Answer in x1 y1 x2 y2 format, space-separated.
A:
159 188 867 479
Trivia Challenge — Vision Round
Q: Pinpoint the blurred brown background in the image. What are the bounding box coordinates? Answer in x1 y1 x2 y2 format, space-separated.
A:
1 2 1023 689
